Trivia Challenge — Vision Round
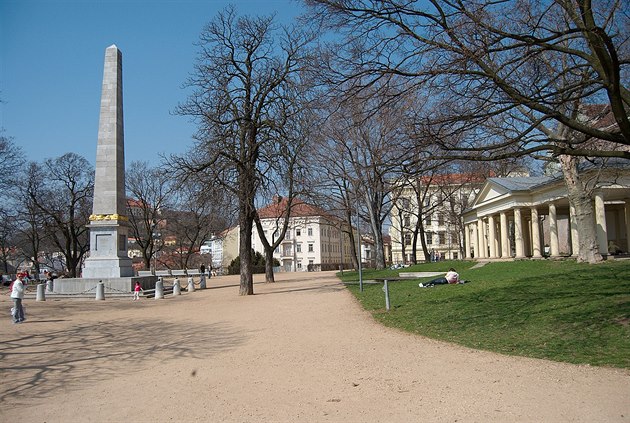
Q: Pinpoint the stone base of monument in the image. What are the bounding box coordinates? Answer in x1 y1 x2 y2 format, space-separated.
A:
51 276 158 295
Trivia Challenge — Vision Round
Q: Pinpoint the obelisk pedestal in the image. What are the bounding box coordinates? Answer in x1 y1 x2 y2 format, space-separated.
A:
82 45 133 278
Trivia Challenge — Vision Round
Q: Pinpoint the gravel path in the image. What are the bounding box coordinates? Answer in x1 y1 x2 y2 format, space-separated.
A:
1 271 628 422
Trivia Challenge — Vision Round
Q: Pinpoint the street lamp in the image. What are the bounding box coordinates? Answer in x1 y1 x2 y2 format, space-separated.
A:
150 219 158 275
356 194 363 292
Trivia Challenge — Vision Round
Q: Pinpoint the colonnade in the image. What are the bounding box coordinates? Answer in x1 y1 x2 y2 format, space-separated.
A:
464 194 630 259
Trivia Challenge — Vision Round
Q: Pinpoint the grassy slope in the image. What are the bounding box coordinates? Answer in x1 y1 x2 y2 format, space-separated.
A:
340 260 630 368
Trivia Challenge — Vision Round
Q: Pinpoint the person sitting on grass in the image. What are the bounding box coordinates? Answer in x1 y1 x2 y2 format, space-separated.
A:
419 268 468 288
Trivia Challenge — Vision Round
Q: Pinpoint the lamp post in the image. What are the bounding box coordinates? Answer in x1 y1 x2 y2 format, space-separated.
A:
356 194 363 292
150 219 158 275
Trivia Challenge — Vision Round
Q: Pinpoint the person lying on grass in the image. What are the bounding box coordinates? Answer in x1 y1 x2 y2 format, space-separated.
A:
419 268 469 288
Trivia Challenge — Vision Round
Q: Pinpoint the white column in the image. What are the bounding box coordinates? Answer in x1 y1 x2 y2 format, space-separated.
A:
625 200 630 253
569 203 579 257
488 215 496 258
464 224 471 259
481 219 489 257
471 221 479 259
594 190 608 255
500 212 509 257
514 208 525 258
549 203 559 257
531 207 542 258
477 218 486 258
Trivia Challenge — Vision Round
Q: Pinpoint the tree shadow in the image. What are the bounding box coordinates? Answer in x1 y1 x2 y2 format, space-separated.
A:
0 318 247 404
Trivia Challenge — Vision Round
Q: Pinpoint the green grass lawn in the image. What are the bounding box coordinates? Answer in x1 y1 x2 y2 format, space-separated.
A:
339 259 630 368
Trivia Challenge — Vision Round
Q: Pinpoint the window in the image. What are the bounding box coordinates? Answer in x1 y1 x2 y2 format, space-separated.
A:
308 243 314 252
402 198 410 210
404 234 411 246
438 213 445 225
296 228 301 237
425 214 432 225
426 232 433 245
438 232 446 245
296 243 302 253
307 227 313 236
297 261 302 269
404 215 411 227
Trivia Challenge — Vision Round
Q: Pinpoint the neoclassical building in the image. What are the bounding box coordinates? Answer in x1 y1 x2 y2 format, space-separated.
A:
461 166 630 259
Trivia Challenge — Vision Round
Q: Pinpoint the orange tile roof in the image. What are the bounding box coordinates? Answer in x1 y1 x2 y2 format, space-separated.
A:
257 197 331 219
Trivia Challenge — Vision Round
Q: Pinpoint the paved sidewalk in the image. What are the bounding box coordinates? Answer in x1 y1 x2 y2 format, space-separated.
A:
1 271 628 422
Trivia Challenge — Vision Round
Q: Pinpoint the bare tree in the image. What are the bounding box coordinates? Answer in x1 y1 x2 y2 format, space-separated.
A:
311 91 405 269
253 108 314 282
166 178 230 271
0 132 24 189
175 6 317 294
305 0 629 158
126 162 173 272
25 154 93 277
0 133 26 273
0 207 20 274
305 0 629 263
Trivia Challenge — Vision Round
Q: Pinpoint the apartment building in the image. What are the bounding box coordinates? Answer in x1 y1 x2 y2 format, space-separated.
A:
251 197 355 272
390 173 486 264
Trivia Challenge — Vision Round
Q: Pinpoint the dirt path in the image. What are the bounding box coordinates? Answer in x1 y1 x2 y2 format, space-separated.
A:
1 271 628 422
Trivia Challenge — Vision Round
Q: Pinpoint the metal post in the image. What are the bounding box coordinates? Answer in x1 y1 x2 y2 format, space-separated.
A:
356 196 363 292
200 274 206 289
384 279 390 311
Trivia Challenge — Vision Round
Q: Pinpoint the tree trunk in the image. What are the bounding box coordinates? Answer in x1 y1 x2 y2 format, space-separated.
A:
558 155 603 264
264 248 275 283
239 212 254 295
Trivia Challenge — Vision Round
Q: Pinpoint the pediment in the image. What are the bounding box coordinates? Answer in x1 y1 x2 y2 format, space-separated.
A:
470 180 510 207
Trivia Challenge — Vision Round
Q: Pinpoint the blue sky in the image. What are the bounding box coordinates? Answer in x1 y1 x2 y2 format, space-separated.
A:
1 0 305 166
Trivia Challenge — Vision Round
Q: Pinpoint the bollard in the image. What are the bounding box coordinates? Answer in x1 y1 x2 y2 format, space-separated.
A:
155 279 164 299
187 277 195 293
384 279 391 311
36 283 46 301
95 281 105 300
199 275 206 289
173 278 181 295
46 279 54 292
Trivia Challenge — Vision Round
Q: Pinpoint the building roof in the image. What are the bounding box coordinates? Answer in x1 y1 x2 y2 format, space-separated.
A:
487 176 553 192
257 197 333 220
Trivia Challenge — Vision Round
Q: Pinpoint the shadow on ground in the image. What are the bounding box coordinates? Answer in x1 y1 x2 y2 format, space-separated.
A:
0 318 246 403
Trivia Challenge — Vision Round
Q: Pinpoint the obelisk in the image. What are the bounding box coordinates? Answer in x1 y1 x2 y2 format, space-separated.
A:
82 45 133 278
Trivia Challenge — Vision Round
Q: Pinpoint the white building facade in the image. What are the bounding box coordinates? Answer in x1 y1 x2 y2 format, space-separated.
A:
251 198 356 272
390 174 485 264
461 167 630 259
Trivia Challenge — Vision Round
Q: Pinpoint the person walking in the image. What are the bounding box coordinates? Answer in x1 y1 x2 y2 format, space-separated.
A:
10 273 26 323
133 281 143 301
